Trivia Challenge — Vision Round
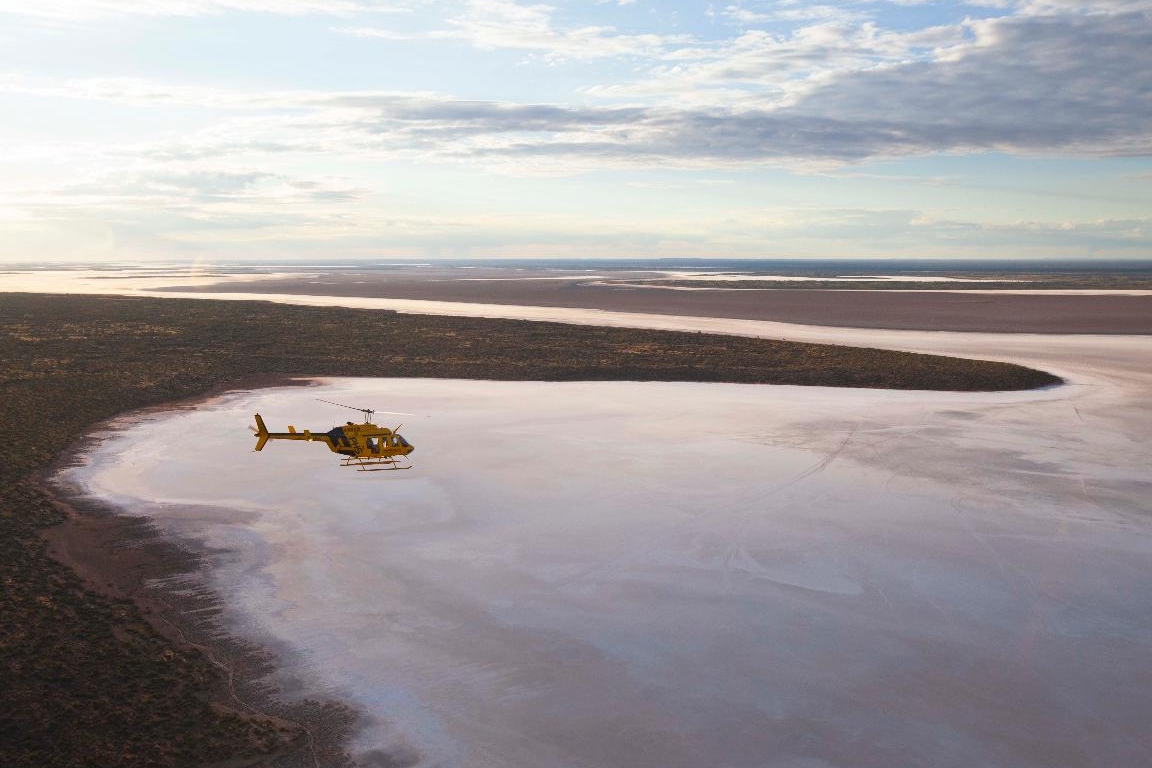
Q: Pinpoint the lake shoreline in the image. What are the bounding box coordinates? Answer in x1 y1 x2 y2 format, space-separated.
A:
51 367 1152 767
30 365 1079 767
0 294 1133 768
37 379 369 767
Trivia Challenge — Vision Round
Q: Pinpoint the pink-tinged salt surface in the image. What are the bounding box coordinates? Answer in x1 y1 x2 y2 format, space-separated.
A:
58 317 1152 767
5 266 1152 298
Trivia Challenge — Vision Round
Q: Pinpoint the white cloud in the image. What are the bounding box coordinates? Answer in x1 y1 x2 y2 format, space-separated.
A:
3 166 367 214
720 2 867 24
0 0 415 20
585 19 970 110
1016 0 1152 13
0 165 371 260
390 11 1150 165
6 2 1152 175
337 0 690 60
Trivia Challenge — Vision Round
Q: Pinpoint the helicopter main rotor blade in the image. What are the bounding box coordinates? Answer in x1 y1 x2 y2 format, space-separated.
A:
316 397 370 412
315 398 426 418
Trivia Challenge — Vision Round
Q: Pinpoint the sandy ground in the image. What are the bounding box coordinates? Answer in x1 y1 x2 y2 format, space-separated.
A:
55 316 1152 768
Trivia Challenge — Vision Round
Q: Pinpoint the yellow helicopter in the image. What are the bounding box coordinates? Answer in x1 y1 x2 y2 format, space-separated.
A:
253 399 415 471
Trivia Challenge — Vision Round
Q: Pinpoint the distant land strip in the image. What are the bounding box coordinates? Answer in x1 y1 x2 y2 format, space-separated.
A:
0 293 1058 768
170 273 1152 335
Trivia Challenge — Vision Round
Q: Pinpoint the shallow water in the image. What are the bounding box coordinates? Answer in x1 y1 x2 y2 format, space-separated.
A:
61 350 1152 767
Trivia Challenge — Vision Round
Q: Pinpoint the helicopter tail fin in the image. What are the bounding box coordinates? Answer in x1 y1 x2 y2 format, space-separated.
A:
254 413 270 451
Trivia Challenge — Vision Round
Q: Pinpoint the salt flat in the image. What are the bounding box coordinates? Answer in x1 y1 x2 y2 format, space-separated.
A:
6 267 1152 335
58 318 1152 768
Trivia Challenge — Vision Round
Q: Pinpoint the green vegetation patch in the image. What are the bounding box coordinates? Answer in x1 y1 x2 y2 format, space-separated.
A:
0 293 1059 767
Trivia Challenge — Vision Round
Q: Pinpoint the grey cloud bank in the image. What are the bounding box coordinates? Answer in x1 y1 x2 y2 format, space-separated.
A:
5 8 1151 165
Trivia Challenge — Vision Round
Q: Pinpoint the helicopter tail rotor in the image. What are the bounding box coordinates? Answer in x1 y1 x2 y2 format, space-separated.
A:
253 413 271 451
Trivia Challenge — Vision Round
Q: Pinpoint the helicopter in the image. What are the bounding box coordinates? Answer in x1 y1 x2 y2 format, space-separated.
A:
252 399 415 471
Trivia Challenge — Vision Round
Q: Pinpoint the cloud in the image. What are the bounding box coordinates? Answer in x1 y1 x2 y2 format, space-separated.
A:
2 3 1150 171
337 7 1152 167
791 12 1152 157
1016 0 1152 13
3 167 369 227
0 161 381 260
674 207 1152 257
0 0 416 20
585 20 971 109
719 3 868 25
337 0 689 60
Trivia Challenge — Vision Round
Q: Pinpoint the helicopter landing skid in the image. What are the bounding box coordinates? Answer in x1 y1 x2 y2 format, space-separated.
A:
342 456 412 472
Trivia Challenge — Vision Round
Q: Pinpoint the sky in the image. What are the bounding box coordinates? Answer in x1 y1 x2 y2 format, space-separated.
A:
0 0 1150 262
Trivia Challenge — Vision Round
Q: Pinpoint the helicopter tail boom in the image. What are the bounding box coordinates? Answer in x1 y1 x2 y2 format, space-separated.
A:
253 414 341 452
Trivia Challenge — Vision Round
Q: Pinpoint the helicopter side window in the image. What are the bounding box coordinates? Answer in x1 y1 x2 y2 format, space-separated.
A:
365 437 379 453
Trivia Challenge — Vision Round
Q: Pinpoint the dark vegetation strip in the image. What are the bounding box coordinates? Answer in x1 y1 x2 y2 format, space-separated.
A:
0 293 1060 768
